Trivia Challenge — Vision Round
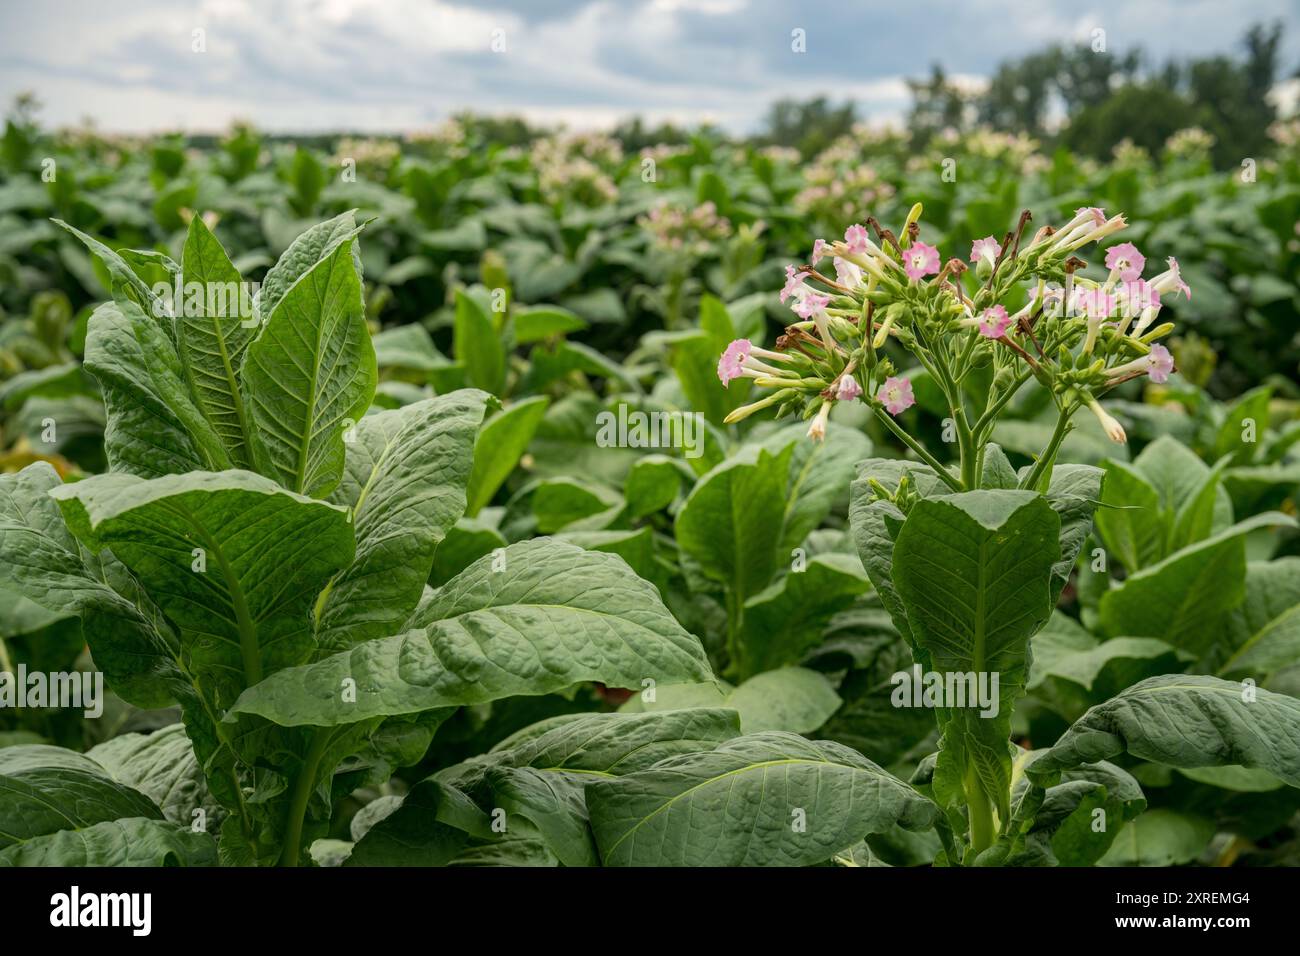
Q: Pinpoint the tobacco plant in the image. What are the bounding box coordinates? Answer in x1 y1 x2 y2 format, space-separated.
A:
0 212 714 865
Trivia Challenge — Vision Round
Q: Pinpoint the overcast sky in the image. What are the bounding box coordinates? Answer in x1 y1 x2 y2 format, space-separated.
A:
1 0 1296 134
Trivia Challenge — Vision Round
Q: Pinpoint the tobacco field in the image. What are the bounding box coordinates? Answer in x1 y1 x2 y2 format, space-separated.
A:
0 104 1299 869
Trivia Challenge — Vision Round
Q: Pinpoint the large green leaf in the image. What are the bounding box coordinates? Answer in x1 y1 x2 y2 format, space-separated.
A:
0 745 162 850
1028 675 1300 788
848 458 946 646
1216 559 1300 679
1098 513 1297 652
1094 461 1163 571
620 669 841 734
675 444 789 602
741 553 871 675
757 423 873 554
228 539 712 726
0 818 217 866
586 732 938 866
178 216 257 468
85 301 229 477
453 289 505 394
256 209 363 321
243 236 376 497
51 470 355 710
891 490 1060 818
1040 463 1103 602
54 219 167 318
0 463 185 709
315 391 489 653
86 723 221 830
464 396 549 516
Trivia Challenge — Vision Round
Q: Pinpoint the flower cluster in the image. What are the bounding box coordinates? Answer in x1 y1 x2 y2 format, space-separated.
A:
531 132 624 207
794 163 896 223
715 202 1190 476
639 201 733 254
332 136 400 170
1164 126 1216 161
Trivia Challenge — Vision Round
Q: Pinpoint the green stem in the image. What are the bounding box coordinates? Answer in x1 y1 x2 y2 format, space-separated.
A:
967 774 996 856
871 406 963 493
278 728 332 868
1019 402 1076 492
0 636 13 676
972 371 1032 440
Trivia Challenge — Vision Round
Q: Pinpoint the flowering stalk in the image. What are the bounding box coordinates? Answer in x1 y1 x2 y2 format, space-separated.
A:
713 203 1190 492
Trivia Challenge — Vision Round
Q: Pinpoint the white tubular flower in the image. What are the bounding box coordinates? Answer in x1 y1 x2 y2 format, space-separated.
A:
1066 215 1128 251
806 401 832 442
1086 396 1127 444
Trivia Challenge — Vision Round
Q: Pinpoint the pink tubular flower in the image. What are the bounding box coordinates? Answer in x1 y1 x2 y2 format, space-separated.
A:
836 374 863 401
811 238 830 265
877 376 915 415
978 304 1012 338
1148 344 1175 384
1104 242 1146 282
1076 206 1107 227
779 265 806 303
716 339 752 385
1151 256 1191 300
843 224 870 254
1076 287 1116 320
1118 278 1160 314
792 292 830 319
970 236 1002 265
901 241 940 281
834 257 863 288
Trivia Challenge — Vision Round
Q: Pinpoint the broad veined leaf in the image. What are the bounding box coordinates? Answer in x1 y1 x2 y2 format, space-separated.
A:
513 305 587 344
315 391 490 653
675 444 790 602
619 669 839 735
1009 754 1146 866
586 732 938 866
1098 512 1297 652
85 301 230 477
1027 675 1300 788
1093 461 1163 572
464 396 549 516
1216 558 1300 679
256 209 364 321
177 216 257 468
51 470 356 710
227 539 712 726
86 723 222 829
741 553 871 675
453 289 505 394
722 667 841 733
0 745 163 850
756 423 874 554
1028 632 1185 722
1040 463 1103 602
891 490 1060 819
0 817 217 867
623 454 686 518
0 463 186 709
243 236 377 497
1096 809 1214 867
848 458 945 646
53 219 168 318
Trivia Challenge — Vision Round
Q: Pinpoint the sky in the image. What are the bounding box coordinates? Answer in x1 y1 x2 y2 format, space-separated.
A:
0 0 1297 134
